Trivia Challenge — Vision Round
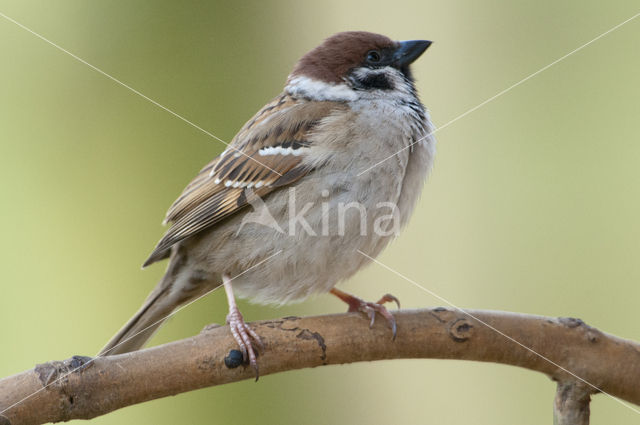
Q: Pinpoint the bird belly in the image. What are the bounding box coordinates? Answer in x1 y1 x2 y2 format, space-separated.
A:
228 166 406 305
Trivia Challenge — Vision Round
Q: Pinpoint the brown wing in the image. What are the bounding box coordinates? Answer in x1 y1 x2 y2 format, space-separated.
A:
143 94 342 267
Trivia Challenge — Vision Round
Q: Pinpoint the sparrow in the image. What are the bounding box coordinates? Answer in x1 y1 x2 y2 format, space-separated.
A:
99 31 435 376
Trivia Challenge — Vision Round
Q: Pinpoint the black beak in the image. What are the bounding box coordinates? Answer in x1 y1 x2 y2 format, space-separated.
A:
393 40 432 68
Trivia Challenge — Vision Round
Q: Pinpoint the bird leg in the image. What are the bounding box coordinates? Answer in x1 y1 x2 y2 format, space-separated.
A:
330 288 400 339
223 274 263 378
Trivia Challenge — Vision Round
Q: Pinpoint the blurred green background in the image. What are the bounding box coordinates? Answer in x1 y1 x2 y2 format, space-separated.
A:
1 1 639 423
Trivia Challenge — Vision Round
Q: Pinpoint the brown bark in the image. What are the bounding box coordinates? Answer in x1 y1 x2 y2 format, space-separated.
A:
554 381 591 425
1 308 639 425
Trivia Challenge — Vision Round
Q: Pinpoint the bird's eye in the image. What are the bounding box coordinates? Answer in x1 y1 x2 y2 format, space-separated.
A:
366 50 381 63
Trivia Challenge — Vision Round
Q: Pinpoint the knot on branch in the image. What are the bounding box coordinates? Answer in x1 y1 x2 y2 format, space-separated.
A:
558 317 602 344
30 355 93 422
35 356 93 388
448 318 474 342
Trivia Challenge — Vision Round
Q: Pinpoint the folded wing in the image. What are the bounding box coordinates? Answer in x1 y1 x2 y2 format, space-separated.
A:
143 94 343 266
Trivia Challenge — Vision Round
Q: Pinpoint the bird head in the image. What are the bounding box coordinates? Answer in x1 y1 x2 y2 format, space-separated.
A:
287 31 432 101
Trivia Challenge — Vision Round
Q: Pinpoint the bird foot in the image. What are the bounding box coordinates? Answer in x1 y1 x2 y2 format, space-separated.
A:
330 289 400 339
226 307 264 379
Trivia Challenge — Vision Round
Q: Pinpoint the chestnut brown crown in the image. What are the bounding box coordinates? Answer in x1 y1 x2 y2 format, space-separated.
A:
290 31 399 84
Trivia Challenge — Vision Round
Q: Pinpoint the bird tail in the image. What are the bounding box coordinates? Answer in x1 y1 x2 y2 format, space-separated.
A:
98 280 177 356
99 246 216 356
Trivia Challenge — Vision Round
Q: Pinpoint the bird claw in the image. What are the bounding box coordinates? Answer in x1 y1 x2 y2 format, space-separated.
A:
357 299 398 340
330 288 399 340
376 293 401 310
226 308 263 380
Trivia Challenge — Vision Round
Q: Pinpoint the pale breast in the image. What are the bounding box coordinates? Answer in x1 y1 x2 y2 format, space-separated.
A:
192 99 434 304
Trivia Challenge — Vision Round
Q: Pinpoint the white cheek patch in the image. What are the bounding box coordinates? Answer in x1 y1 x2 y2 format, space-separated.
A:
286 76 358 102
258 145 306 157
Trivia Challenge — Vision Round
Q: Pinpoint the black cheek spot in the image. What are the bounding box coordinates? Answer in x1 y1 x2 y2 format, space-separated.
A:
357 74 392 90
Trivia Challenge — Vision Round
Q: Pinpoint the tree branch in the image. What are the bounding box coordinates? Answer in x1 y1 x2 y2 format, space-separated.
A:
1 308 639 425
554 381 591 425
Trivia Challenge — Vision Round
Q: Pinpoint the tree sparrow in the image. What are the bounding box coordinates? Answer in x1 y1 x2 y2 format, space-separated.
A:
100 31 435 376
